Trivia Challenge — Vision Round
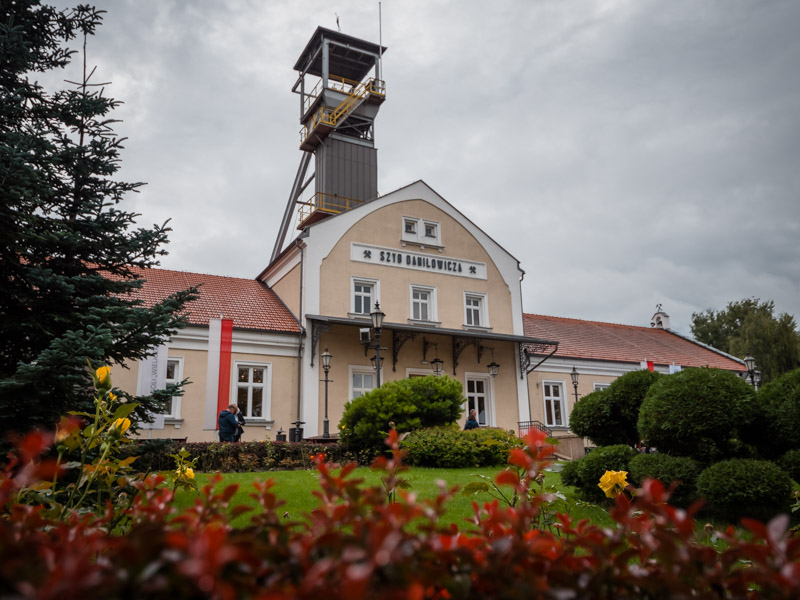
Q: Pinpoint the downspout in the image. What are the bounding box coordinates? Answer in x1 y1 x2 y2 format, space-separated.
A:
295 240 306 432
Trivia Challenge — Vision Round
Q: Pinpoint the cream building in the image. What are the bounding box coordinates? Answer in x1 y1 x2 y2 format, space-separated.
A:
115 26 746 453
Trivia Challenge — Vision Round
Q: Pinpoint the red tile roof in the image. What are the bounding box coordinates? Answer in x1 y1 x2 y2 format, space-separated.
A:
523 313 744 371
126 267 300 334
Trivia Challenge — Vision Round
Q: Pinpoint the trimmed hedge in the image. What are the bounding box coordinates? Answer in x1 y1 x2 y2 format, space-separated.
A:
400 427 517 468
628 453 700 508
566 444 638 502
696 458 793 523
778 449 800 483
570 370 662 447
121 439 358 472
637 367 756 463
339 375 464 458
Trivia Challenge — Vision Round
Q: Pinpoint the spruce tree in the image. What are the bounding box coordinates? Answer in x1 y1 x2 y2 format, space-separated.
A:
0 2 197 436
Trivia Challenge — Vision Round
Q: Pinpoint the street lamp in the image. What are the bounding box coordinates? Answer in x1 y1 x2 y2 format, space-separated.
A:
744 354 757 387
321 347 332 438
431 356 444 376
571 366 580 404
487 347 500 378
370 302 385 387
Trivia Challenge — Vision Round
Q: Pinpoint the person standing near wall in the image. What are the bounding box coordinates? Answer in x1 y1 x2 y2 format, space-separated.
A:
218 404 239 442
235 410 246 442
464 409 479 430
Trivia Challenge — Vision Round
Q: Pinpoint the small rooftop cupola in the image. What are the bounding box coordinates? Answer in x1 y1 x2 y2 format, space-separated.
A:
271 27 387 263
650 304 671 330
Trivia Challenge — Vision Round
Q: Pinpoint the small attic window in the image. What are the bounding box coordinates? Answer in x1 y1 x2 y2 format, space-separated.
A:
402 216 442 247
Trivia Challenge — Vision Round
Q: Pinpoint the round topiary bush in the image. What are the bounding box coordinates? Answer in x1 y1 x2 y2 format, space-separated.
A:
339 375 464 458
777 449 800 483
570 370 662 447
628 453 701 507
569 444 638 502
566 389 613 445
637 367 756 463
696 459 793 523
400 427 516 468
744 368 800 460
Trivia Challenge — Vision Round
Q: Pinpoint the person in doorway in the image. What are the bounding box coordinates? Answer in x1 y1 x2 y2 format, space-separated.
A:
464 408 479 430
235 410 246 442
218 404 239 442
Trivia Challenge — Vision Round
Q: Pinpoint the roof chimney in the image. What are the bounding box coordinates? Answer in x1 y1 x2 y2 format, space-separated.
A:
650 304 671 330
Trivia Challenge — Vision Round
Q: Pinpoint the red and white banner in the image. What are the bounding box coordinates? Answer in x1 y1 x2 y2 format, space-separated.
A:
640 358 655 372
204 318 234 430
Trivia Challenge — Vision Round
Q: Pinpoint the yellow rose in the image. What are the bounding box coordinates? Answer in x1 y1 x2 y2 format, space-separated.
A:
176 466 195 480
95 366 111 386
598 470 628 498
111 417 131 435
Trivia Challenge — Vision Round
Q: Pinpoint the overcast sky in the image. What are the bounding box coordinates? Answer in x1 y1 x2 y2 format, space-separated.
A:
51 0 800 334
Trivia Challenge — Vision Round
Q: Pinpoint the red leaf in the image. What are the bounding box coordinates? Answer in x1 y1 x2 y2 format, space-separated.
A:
495 470 520 487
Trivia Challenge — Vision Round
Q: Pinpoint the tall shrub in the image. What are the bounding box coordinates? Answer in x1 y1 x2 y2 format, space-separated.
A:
339 375 463 457
637 367 755 463
742 368 800 460
570 370 661 447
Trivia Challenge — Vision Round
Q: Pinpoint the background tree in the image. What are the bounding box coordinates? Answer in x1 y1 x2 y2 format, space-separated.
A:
691 298 800 383
0 2 196 437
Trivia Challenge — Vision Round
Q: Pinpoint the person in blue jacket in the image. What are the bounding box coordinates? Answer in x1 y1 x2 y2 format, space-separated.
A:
464 408 479 430
218 404 239 442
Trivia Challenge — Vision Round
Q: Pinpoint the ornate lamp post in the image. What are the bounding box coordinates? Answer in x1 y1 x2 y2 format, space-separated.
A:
571 366 580 404
487 348 500 378
431 355 444 376
744 354 757 387
370 302 385 387
321 347 332 438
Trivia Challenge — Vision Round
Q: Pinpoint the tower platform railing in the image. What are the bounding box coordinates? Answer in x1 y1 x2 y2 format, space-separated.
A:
297 192 365 227
299 77 386 147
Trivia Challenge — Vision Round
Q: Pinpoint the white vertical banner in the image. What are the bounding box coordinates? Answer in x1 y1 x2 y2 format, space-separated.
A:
204 318 222 430
669 363 682 375
137 344 168 430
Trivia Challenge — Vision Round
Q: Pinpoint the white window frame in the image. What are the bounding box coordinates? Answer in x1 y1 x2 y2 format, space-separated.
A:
464 373 494 427
593 382 611 391
351 277 380 316
542 379 567 428
401 216 442 247
463 291 489 328
349 365 378 400
233 361 272 421
165 356 184 420
422 220 441 245
409 284 437 323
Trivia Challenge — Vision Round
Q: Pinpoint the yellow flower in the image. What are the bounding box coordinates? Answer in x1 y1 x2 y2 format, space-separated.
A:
108 392 117 402
111 417 131 435
598 470 628 498
95 366 111 386
176 467 194 480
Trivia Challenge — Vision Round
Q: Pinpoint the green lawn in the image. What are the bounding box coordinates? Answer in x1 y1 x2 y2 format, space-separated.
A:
172 463 614 530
